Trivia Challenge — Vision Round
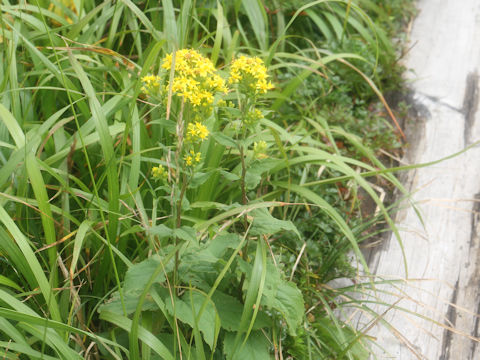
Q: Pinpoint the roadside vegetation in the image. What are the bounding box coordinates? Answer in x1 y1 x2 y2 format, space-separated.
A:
0 0 416 358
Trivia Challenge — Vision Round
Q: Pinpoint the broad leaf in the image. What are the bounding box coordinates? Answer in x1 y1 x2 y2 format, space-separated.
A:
264 281 304 336
212 131 238 148
149 225 197 244
245 159 281 189
165 292 217 349
212 291 269 332
250 208 301 238
99 256 171 315
239 259 304 336
224 330 270 360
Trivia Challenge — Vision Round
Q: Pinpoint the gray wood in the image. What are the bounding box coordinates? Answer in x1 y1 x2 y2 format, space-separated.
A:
360 1 480 358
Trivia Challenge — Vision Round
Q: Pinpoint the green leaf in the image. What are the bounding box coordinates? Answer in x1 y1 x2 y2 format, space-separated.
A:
69 50 120 253
211 1 224 65
149 225 197 244
0 275 22 292
26 152 58 270
189 171 215 188
240 260 304 336
0 207 61 322
98 291 159 315
211 131 238 148
264 281 304 336
148 224 173 238
121 0 162 40
0 290 82 359
162 0 178 47
219 170 240 182
0 103 25 148
206 233 242 258
124 255 167 293
165 292 217 349
70 220 93 280
245 159 282 190
232 237 267 354
174 226 197 244
0 340 58 360
100 310 174 360
273 181 373 275
241 0 268 49
211 291 269 332
250 208 300 238
99 255 171 315
224 330 270 360
262 262 304 335
179 247 220 289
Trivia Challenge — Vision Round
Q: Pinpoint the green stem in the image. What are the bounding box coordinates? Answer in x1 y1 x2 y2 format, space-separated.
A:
174 172 188 292
239 145 248 208
173 99 186 295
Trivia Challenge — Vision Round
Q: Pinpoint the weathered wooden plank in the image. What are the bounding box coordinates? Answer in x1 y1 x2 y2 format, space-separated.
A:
362 1 480 358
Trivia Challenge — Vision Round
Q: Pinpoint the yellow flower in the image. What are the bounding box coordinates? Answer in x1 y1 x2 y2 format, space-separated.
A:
141 75 162 96
257 80 274 93
195 152 201 163
161 49 227 107
184 155 193 166
152 165 168 180
184 150 202 166
229 56 274 94
186 121 209 142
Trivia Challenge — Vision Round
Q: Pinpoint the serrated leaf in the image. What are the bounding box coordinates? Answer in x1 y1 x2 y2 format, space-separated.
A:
264 281 304 336
165 292 216 349
261 262 304 336
206 233 242 258
179 249 219 289
148 224 173 238
178 233 240 288
124 255 166 293
250 208 300 238
174 226 197 244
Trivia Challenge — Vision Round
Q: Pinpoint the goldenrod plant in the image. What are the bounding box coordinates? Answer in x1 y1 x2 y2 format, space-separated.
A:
0 1 416 359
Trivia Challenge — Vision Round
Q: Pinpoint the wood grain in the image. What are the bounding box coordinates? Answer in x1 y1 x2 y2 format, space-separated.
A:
361 1 480 358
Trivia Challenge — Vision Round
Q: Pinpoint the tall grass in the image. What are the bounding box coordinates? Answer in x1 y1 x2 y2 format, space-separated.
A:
0 1 415 359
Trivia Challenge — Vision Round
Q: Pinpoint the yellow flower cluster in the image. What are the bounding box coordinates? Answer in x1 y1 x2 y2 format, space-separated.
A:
141 75 162 96
162 49 227 107
184 150 202 166
186 121 209 142
229 56 274 94
152 165 168 180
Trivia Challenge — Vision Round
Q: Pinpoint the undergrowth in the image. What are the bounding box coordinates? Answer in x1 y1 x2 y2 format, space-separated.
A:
0 0 416 359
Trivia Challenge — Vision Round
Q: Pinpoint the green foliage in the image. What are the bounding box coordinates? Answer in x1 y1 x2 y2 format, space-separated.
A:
0 0 416 359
